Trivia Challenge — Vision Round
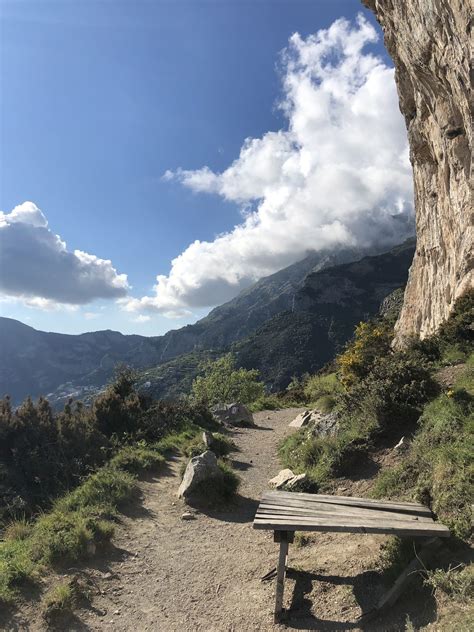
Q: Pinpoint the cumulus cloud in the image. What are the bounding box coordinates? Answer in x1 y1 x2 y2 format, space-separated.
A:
126 15 414 316
0 201 129 307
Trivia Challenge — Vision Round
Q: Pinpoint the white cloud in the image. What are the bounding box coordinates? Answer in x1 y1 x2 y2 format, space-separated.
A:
133 314 151 323
129 15 414 316
0 201 129 308
84 311 100 320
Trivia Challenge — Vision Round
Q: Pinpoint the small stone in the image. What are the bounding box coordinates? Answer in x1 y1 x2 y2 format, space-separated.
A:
114 610 120 615
202 431 214 448
181 512 195 521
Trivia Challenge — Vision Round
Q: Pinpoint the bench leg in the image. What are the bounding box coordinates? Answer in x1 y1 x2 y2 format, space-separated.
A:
274 531 289 622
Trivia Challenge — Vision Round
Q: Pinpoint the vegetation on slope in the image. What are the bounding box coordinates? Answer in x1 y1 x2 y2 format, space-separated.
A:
0 369 239 606
280 290 474 538
190 353 264 407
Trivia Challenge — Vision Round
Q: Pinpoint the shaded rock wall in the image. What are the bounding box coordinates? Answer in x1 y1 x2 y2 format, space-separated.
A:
363 0 472 346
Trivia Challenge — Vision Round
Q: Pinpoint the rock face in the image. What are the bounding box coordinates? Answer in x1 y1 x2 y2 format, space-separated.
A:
363 0 472 346
211 403 254 427
177 451 222 499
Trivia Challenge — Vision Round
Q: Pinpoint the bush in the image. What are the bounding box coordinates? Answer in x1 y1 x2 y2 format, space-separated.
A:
314 394 337 413
191 354 264 406
424 565 474 602
0 538 36 603
337 320 393 388
3 519 32 542
182 432 236 458
249 395 281 412
373 380 473 539
303 372 342 403
56 467 136 514
110 444 165 474
42 578 87 622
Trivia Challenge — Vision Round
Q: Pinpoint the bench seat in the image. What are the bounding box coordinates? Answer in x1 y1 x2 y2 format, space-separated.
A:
253 490 450 621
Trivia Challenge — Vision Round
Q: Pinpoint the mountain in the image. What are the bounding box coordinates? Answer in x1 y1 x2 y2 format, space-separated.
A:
0 318 163 403
235 240 415 389
146 245 377 362
0 246 370 404
0 241 414 405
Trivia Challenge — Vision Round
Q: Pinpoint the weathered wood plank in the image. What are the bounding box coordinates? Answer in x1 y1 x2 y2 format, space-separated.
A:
262 491 432 516
255 513 447 530
259 498 433 520
254 515 450 537
257 503 433 523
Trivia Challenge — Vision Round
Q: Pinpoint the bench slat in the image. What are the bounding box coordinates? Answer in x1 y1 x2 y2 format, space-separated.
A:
257 503 433 523
254 515 450 537
262 491 432 517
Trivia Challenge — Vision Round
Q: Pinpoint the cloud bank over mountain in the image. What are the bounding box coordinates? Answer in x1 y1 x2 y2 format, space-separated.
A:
125 15 414 317
0 201 129 308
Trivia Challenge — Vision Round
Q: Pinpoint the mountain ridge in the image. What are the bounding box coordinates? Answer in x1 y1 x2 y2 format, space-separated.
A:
0 240 415 404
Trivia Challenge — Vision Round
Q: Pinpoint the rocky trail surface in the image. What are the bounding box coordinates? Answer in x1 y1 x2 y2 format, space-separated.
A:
9 409 441 631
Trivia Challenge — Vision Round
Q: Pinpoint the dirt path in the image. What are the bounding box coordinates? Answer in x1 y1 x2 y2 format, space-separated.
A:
10 408 439 631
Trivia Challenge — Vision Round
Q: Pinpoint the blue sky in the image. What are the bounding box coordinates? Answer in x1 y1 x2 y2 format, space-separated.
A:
0 1 412 336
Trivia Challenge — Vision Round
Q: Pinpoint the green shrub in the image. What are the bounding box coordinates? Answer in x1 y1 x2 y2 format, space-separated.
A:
3 519 32 542
424 565 474 602
42 579 80 621
56 467 135 514
182 432 236 458
314 394 337 413
441 344 467 366
304 372 342 403
0 539 36 603
249 395 281 412
191 354 264 406
110 444 165 474
337 320 393 388
373 382 473 539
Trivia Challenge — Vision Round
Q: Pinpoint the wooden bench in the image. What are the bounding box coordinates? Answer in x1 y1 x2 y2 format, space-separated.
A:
253 490 451 621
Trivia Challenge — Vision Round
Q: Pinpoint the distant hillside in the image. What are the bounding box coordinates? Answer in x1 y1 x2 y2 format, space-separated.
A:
0 318 163 403
235 240 415 389
0 246 372 404
0 241 414 404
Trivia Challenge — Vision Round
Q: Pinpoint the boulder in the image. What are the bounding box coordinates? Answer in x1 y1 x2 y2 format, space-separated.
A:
285 473 307 491
269 469 296 489
290 409 339 437
269 470 309 491
308 411 339 438
178 451 222 499
211 402 254 427
289 410 312 428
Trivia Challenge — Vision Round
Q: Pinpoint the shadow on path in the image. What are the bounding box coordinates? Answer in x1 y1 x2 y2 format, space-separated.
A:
283 567 438 631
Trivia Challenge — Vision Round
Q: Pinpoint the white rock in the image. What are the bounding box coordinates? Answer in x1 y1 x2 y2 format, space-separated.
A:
269 469 296 489
178 450 222 499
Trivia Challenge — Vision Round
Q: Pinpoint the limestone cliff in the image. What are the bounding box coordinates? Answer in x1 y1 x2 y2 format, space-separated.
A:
363 0 472 346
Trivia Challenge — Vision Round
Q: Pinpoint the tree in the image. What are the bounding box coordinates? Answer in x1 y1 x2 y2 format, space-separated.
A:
191 354 264 406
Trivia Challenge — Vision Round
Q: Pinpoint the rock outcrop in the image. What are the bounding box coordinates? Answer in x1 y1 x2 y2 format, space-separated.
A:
211 403 254 427
178 451 222 499
363 0 472 346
